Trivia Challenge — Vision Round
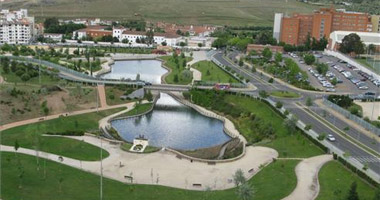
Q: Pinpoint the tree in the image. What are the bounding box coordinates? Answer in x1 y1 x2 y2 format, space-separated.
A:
233 169 246 186
339 33 365 55
21 73 31 83
284 115 298 134
14 140 20 152
173 74 179 83
145 90 153 102
259 90 268 98
274 52 283 63
316 63 328 75
373 189 380 200
276 101 283 109
304 54 316 65
43 17 59 30
179 42 186 47
306 97 313 106
145 30 154 45
121 38 129 44
262 47 272 61
236 183 254 200
161 41 167 46
239 58 244 67
346 182 359 200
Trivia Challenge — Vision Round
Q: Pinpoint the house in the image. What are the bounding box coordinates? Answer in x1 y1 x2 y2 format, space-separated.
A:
73 26 112 40
43 33 63 41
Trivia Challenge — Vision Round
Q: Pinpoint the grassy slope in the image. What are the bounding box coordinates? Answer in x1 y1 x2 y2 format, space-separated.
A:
1 108 125 160
161 56 193 85
317 161 376 200
192 61 239 83
224 95 324 158
0 68 60 85
1 152 299 200
6 0 319 26
117 103 153 118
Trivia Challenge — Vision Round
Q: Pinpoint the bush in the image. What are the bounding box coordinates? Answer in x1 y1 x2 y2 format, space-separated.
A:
46 130 84 136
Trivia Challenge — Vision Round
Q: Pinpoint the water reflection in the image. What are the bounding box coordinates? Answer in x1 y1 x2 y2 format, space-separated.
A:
101 60 167 84
111 93 231 150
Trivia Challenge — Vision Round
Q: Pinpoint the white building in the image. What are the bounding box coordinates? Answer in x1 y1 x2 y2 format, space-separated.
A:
43 33 63 42
0 9 34 44
273 13 283 43
328 31 380 51
113 28 180 46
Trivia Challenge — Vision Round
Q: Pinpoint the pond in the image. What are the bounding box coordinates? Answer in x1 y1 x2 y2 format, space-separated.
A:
101 60 167 84
110 93 231 150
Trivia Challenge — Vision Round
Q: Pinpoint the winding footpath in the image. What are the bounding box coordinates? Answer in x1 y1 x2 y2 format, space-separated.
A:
282 155 333 200
0 135 278 191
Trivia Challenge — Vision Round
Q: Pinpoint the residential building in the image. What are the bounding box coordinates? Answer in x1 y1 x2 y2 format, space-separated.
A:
274 7 373 45
328 31 380 51
43 33 63 42
0 9 34 44
73 26 112 40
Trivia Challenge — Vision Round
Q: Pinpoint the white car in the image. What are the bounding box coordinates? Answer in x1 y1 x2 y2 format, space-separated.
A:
327 134 336 142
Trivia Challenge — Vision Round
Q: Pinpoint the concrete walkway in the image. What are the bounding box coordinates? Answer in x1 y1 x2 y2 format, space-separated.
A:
1 135 278 190
97 84 108 108
187 51 210 84
282 155 333 200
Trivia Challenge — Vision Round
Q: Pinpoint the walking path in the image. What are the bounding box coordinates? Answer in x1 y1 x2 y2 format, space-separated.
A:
187 51 210 84
282 154 333 200
97 84 108 108
0 103 128 131
0 135 278 190
0 75 4 84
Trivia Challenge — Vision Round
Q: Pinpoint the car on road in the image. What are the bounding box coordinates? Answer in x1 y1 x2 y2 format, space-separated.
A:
326 88 336 92
327 134 336 142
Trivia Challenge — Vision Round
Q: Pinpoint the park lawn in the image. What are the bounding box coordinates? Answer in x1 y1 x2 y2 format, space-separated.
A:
317 161 377 200
160 56 193 85
270 91 301 98
224 95 324 158
117 103 153 118
1 108 125 161
1 152 299 200
192 61 239 83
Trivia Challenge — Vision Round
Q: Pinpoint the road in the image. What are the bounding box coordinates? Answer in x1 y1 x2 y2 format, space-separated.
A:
212 51 380 175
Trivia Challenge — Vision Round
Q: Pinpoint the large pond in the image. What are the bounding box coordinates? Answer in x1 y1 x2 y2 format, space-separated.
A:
101 60 167 84
111 93 231 150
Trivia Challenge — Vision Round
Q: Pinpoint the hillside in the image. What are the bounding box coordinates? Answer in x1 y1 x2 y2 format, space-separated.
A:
1 0 320 26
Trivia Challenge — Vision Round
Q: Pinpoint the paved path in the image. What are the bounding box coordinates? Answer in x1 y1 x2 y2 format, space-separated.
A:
282 155 333 200
187 51 210 84
97 84 108 108
1 135 278 190
0 75 4 84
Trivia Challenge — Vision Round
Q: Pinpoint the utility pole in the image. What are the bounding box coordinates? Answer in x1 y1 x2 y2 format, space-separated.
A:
100 136 103 200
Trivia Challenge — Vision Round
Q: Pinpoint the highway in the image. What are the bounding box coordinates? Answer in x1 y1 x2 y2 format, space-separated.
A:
212 51 380 174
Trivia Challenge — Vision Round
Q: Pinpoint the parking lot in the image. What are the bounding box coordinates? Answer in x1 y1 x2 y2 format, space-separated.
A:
287 52 380 94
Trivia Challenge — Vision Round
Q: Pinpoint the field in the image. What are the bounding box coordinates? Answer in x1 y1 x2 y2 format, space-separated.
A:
317 161 377 200
4 0 319 26
192 61 239 83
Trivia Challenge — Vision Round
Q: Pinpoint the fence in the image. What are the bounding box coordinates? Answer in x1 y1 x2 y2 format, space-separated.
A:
263 96 380 184
322 98 380 136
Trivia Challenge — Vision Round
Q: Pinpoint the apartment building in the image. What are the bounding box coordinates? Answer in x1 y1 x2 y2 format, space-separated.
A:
372 15 380 33
274 7 373 46
0 9 34 44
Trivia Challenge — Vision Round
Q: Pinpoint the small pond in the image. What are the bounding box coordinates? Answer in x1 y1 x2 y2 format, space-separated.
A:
110 93 231 150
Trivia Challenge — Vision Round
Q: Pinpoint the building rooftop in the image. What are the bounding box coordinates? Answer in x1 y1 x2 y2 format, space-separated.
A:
330 31 380 45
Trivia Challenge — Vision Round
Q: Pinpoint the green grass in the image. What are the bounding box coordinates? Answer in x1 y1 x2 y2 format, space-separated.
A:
192 61 239 83
105 86 136 106
0 69 60 85
224 95 324 158
317 161 377 200
6 0 318 26
270 91 301 98
1 152 299 200
355 58 380 74
161 56 193 85
117 103 153 118
1 108 125 161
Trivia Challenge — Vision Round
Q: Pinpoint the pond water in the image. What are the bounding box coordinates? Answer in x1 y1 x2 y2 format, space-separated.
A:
110 93 231 150
101 60 167 84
